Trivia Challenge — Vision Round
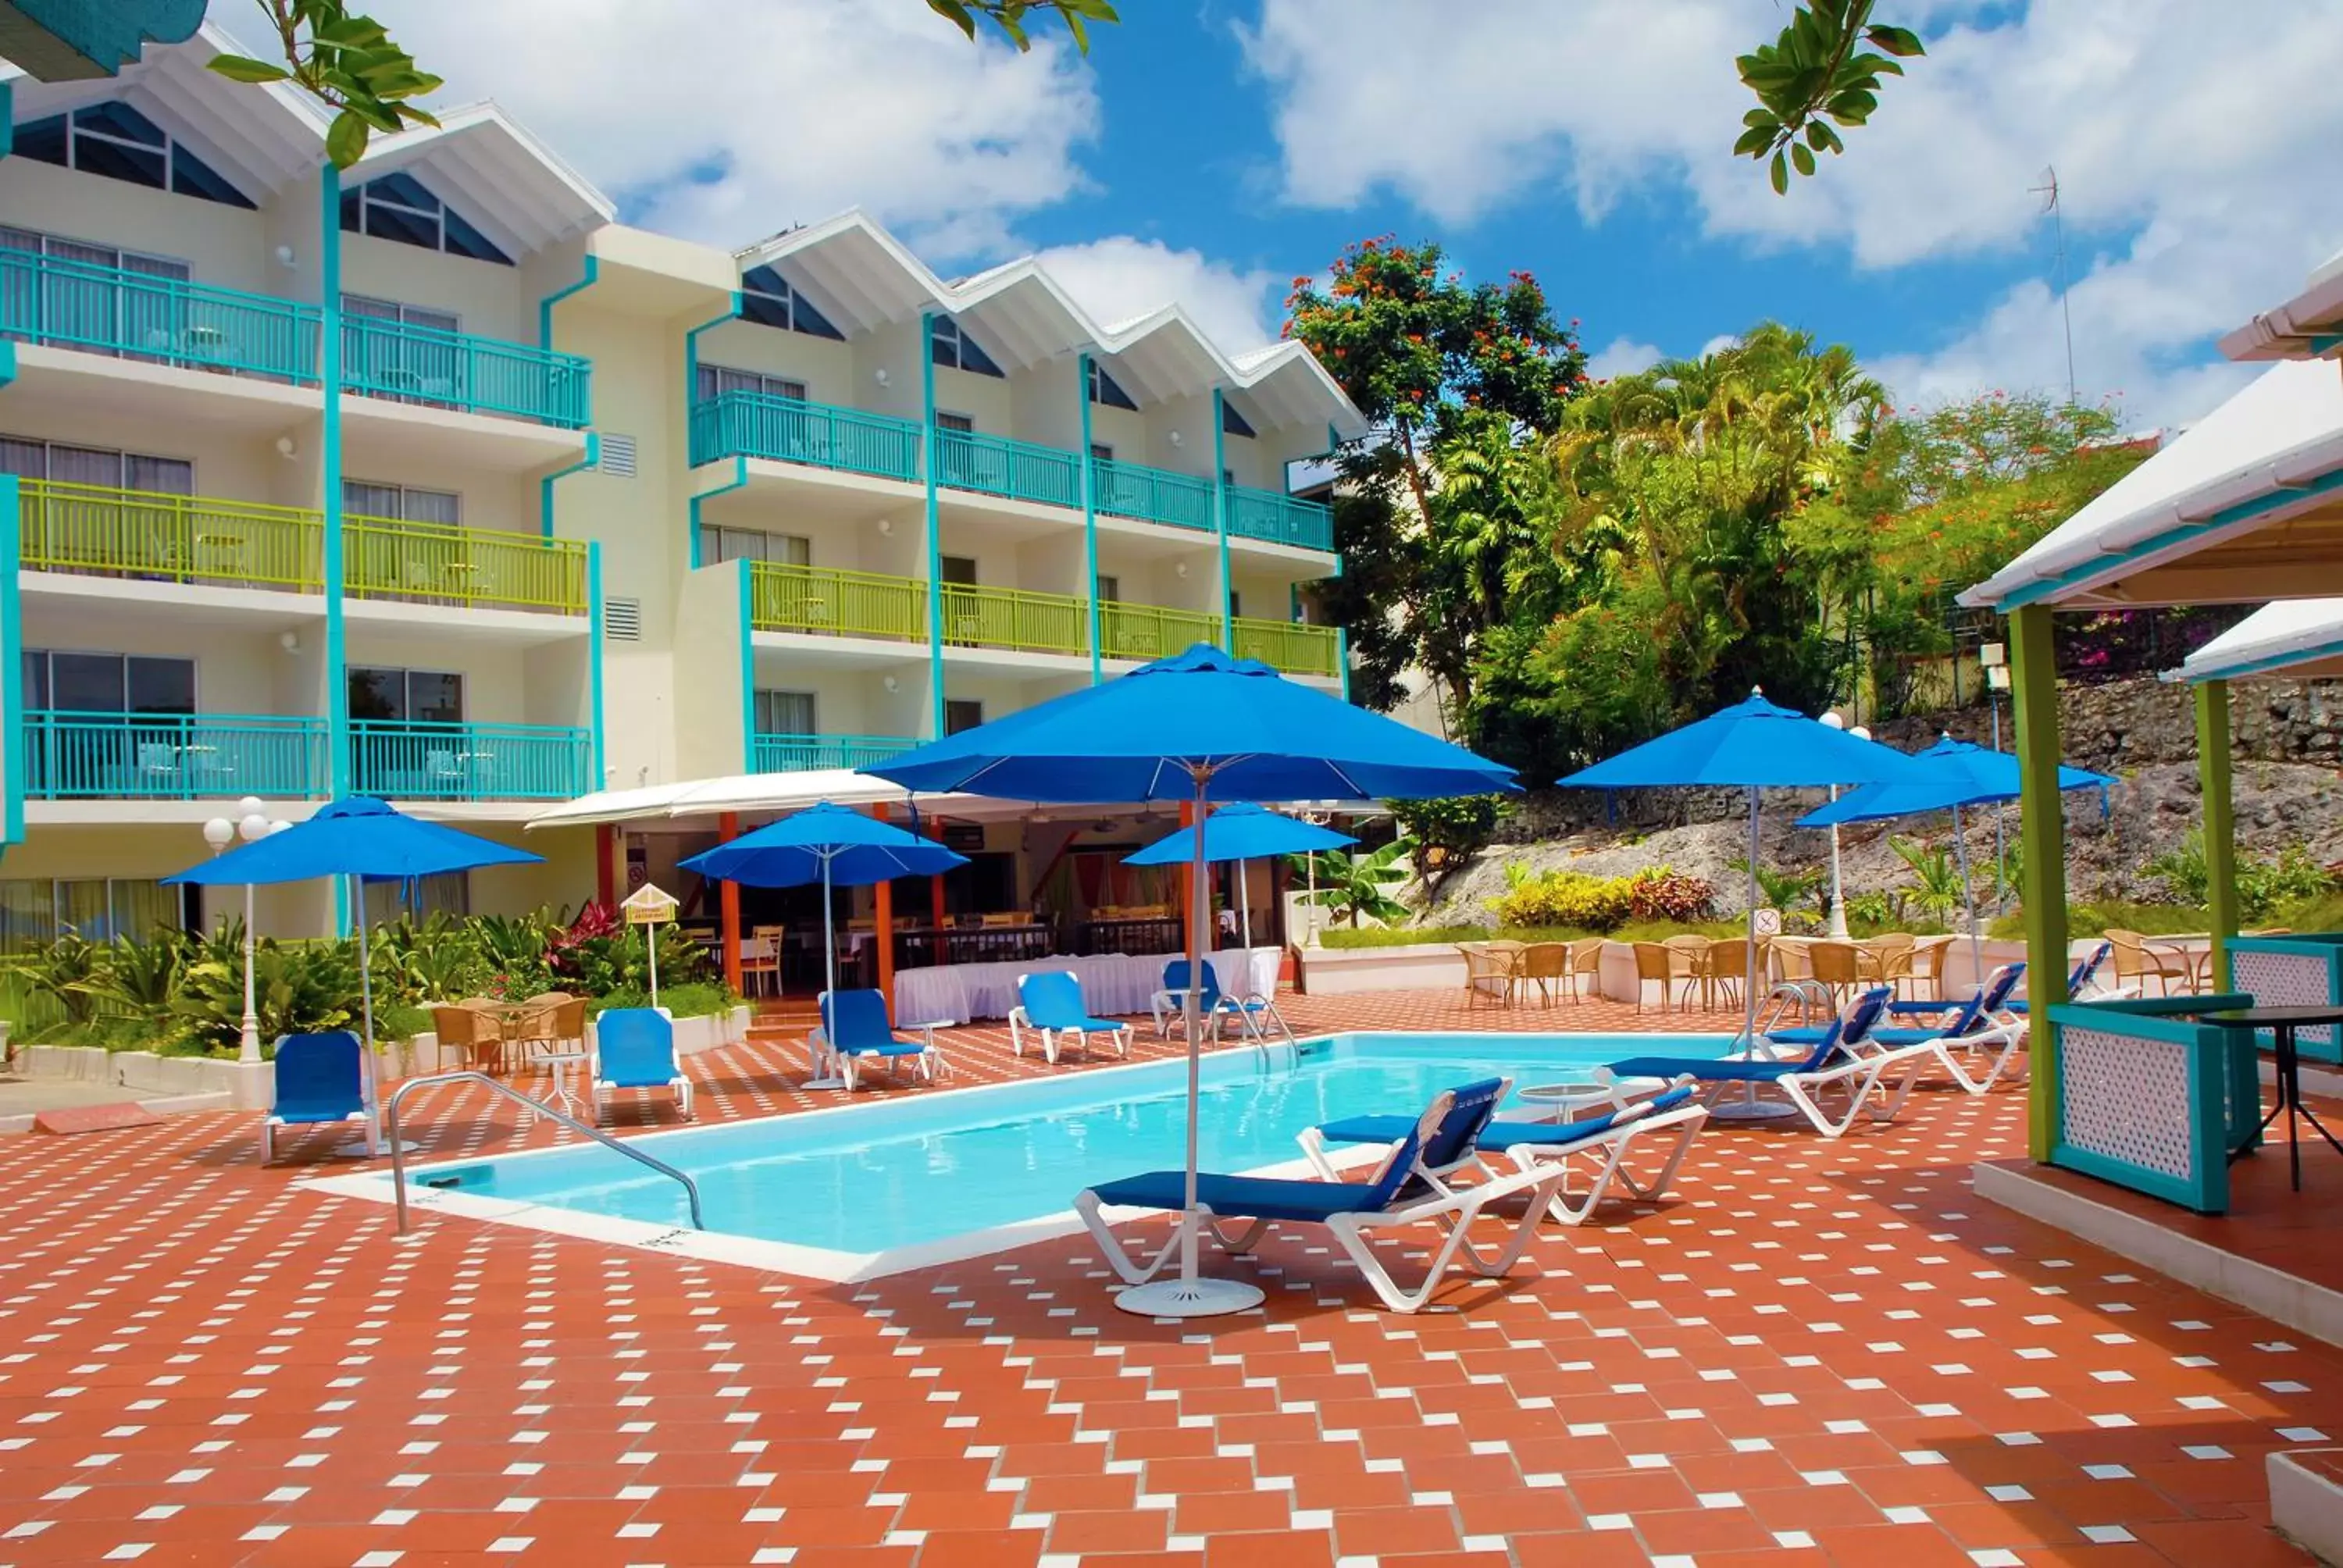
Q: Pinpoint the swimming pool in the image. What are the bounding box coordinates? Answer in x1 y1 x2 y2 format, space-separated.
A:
335 1030 1733 1278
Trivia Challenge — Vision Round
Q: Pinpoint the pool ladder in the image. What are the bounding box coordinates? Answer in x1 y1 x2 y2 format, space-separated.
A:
385 1071 706 1235
1754 980 1835 1039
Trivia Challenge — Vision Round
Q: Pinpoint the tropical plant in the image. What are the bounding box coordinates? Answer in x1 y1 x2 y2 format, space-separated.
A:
20 931 102 1028
1888 836 1967 923
2149 829 2338 921
1735 2 1924 191
1731 857 1828 926
1291 839 1417 928
72 932 188 1017
1486 867 1635 932
206 0 441 167
1624 869 1718 924
925 0 1118 52
173 939 358 1053
1387 794 1510 882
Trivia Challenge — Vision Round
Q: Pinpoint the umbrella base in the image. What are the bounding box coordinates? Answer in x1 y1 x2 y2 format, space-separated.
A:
1706 1100 1799 1124
801 1076 850 1092
334 1137 420 1160
1114 1275 1265 1318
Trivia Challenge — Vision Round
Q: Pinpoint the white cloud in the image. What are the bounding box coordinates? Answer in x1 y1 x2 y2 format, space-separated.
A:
380 0 1099 255
1031 237 1284 354
1585 335 1662 380
1238 0 2343 428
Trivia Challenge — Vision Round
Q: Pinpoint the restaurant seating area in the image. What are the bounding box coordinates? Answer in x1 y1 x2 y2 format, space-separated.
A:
1460 931 1963 1011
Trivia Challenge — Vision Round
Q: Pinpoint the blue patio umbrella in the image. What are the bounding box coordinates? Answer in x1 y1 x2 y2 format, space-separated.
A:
165 797 543 1143
1796 735 2118 980
1558 690 1923 1049
865 644 1518 1317
678 802 968 1078
1124 802 1356 949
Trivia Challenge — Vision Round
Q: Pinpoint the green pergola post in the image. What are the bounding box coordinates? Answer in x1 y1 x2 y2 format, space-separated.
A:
2196 679 2239 985
2009 604 2069 1162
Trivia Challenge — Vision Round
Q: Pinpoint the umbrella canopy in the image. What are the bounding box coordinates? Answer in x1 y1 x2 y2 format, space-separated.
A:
865 644 1517 1319
868 643 1521 803
1559 690 1924 792
162 796 541 886
678 801 969 887
1122 802 1356 867
1794 736 2114 828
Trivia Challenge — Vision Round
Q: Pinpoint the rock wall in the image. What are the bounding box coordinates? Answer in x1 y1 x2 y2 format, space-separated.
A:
1869 675 2343 770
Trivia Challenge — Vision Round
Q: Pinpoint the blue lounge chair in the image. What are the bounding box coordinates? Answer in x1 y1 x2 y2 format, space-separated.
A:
1602 987 1927 1137
1074 1082 1571 1313
1010 971 1132 1064
1150 959 1280 1043
1300 1079 1710 1224
590 1007 693 1123
2006 943 2120 1014
262 1030 375 1161
812 989 945 1090
1878 962 2031 1092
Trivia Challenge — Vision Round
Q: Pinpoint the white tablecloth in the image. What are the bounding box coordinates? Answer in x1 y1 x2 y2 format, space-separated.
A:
893 946 1277 1026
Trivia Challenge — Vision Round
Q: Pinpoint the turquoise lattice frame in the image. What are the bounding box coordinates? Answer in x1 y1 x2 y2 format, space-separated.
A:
2045 994 2257 1214
2224 934 2343 1064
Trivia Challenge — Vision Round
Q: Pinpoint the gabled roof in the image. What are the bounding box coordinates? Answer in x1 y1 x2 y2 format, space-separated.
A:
1960 358 2343 611
2220 247 2343 362
350 103 613 258
736 211 1366 438
2174 597 2343 683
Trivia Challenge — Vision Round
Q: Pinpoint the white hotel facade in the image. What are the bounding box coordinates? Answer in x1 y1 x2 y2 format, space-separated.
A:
0 30 1364 941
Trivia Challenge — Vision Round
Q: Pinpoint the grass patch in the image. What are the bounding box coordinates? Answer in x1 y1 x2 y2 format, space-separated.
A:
1317 920 1751 950
1988 901 2210 940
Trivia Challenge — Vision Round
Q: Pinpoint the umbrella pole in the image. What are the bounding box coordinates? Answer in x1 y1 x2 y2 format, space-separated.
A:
1114 775 1264 1319
334 871 404 1160
1709 788 1796 1124
1954 804 1981 986
804 849 850 1092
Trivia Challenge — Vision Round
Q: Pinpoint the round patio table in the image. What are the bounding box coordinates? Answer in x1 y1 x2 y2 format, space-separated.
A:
2198 1004 2343 1190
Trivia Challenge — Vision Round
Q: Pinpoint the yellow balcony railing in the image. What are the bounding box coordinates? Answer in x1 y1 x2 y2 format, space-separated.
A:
1098 600 1218 662
748 560 928 642
940 582 1089 657
343 515 587 615
18 479 324 591
1232 615 1340 677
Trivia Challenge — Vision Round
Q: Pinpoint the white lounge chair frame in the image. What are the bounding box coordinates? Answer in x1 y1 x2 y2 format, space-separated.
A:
808 1021 947 1090
1007 1001 1131 1065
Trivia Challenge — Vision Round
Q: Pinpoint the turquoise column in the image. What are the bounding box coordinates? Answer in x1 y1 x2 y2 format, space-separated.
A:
0 476 23 847
1338 625 1351 703
1212 390 1232 651
737 562 758 772
539 255 597 347
539 433 600 541
587 541 607 789
922 312 944 739
683 296 740 569
1 81 12 159
1079 353 1102 685
321 162 349 932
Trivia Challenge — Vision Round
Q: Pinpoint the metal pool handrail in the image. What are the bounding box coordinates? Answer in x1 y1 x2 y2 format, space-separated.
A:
385 1071 705 1234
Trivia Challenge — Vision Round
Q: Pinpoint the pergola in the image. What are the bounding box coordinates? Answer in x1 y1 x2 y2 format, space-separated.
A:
1959 246 2343 1170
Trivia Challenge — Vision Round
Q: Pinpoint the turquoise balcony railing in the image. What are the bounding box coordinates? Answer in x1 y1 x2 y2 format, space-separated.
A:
21 711 330 800
691 391 922 482
348 720 591 801
1092 456 1214 532
0 248 319 383
343 316 590 429
935 427 1081 510
753 732 919 774
1227 484 1334 551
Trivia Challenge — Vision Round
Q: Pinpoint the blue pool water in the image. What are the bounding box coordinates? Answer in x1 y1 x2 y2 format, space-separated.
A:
397 1032 1731 1253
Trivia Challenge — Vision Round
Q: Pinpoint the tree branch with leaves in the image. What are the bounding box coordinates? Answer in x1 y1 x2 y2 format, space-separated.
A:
207 0 440 168
925 0 1119 53
1735 0 1924 192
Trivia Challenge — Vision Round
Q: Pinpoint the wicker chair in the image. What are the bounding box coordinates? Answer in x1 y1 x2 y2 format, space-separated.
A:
1701 936 1760 1010
433 1003 505 1076
1567 938 1606 1004
1859 934 1917 997
1462 945 1519 1010
1807 941 1862 1008
2105 929 2195 996
1517 942 1571 1007
1910 935 1955 1000
1632 943 1691 1012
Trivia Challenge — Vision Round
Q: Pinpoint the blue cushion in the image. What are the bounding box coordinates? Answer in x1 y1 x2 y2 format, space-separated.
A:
841 1039 929 1059
597 1007 679 1089
1090 1170 1393 1223
272 1031 363 1119
1608 1055 1811 1084
1321 1085 1696 1153
823 989 898 1051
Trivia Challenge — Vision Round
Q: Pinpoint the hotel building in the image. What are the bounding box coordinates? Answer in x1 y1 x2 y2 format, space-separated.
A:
0 28 1364 953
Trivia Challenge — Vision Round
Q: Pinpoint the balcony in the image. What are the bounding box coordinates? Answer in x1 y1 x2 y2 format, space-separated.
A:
348 720 592 801
692 390 922 483
22 711 329 800
751 732 919 774
936 427 1081 510
1099 599 1218 663
344 515 588 616
1232 616 1341 679
19 479 324 592
1227 484 1334 552
940 582 1088 657
0 249 319 383
747 560 928 643
343 317 590 429
1092 456 1214 533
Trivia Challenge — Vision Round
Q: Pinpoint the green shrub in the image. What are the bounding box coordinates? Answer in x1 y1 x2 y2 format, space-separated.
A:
1487 864 1715 931
2148 829 2338 921
1988 901 2210 940
589 982 736 1020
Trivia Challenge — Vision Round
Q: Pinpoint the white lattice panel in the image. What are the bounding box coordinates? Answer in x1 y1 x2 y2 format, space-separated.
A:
2061 1025 2193 1179
2232 950 2338 1049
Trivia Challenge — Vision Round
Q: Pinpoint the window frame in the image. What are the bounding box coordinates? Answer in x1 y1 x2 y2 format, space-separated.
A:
930 317 1006 379
339 172 514 265
347 665 466 725
12 103 256 211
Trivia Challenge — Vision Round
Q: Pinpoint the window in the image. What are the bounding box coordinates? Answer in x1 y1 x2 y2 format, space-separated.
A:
15 102 255 209
940 556 978 586
946 700 985 736
343 294 460 335
737 265 843 340
363 871 469 928
0 226 196 364
343 481 459 525
1229 591 1243 620
936 412 975 433
1089 442 1114 461
348 667 464 725
1087 361 1138 411
0 878 184 952
1221 400 1257 439
930 317 1004 378
697 364 805 403
754 690 817 736
24 650 194 714
1095 574 1119 602
0 434 191 495
705 528 809 567
340 172 511 264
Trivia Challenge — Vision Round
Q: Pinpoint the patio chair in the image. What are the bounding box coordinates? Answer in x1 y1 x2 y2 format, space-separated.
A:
1910 935 1955 1000
1600 987 1928 1138
812 989 946 1089
432 1003 504 1076
1807 940 1861 1008
2105 929 2195 996
261 1030 375 1162
1859 933 1916 995
1300 1077 1710 1226
1700 937 1760 1010
1517 943 1571 1007
1774 963 2031 1093
1150 959 1280 1043
590 1007 694 1123
1632 943 1692 1012
2007 942 2131 1014
1463 944 1519 1010
1567 938 1605 1003
1073 1084 1574 1313
1010 971 1132 1064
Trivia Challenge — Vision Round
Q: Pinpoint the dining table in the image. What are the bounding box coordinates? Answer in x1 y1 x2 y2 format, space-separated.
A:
2197 1003 2343 1190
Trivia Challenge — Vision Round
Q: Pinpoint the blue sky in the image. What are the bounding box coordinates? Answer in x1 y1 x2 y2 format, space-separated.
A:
390 0 2343 433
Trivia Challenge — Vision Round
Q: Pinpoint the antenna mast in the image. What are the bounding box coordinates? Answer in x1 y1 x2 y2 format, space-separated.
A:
2031 166 2077 408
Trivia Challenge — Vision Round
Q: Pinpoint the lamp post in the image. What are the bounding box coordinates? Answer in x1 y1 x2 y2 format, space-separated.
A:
1299 807 1334 947
1817 713 1870 939
201 796 277 1064
1982 643 2012 913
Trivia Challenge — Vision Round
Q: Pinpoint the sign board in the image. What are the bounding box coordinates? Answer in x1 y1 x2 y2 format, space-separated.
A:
620 883 678 926
942 823 986 853
1752 907 1783 937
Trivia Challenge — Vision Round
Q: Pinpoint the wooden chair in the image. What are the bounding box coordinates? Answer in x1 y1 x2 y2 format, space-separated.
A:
1567 938 1606 1004
433 1003 505 1076
1462 945 1518 1010
738 935 780 997
1632 943 1692 1012
1807 941 1861 1008
1517 942 1571 1007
